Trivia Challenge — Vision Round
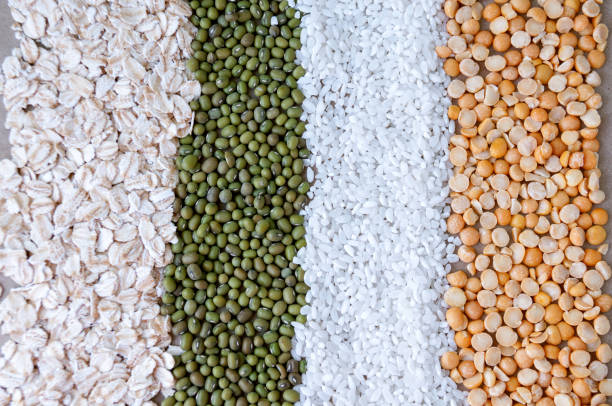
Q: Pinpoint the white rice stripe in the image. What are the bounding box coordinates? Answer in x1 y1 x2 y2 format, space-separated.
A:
292 0 464 404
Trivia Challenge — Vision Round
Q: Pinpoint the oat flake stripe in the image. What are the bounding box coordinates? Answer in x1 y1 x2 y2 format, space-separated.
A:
0 1 199 404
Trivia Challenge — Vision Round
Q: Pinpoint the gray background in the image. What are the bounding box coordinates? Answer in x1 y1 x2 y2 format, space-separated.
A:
0 2 16 305
1 0 612 381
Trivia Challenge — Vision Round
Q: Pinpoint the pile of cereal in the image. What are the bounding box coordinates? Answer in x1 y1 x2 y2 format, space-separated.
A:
0 0 198 403
438 0 612 404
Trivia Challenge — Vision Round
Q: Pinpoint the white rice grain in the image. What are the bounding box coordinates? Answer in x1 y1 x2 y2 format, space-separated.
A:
293 0 463 404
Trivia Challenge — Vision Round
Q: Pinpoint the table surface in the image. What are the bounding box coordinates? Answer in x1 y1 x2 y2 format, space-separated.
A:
0 1 16 306
0 0 612 379
0 0 13 154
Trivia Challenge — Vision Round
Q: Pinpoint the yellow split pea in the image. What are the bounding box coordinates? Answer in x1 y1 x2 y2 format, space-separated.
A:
439 0 611 404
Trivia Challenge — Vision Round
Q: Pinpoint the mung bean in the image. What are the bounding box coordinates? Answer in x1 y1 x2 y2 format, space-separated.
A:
164 2 309 405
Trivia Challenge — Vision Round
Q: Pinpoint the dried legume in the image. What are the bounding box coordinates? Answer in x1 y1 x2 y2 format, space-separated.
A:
439 0 611 404
163 1 309 405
